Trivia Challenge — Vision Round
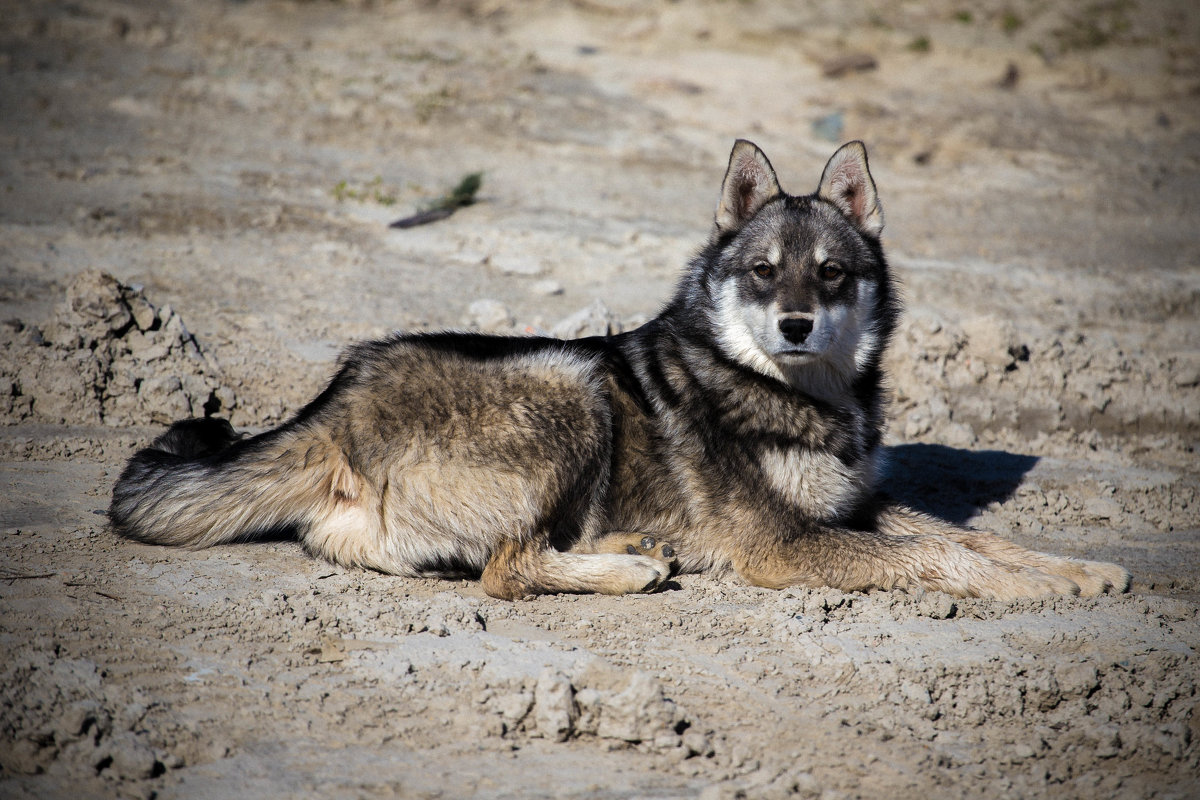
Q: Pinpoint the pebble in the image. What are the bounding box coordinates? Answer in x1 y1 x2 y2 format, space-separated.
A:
465 299 515 332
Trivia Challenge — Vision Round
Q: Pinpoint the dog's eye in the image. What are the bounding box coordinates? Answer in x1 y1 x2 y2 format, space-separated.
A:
753 263 774 279
820 262 844 281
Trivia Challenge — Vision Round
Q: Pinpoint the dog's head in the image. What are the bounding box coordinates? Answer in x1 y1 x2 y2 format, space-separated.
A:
696 140 896 399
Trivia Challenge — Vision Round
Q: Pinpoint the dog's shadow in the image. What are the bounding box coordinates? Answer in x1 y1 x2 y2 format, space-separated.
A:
880 443 1038 525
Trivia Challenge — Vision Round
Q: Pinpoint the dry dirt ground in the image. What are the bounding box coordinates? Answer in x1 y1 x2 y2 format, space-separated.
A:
2 1 1199 798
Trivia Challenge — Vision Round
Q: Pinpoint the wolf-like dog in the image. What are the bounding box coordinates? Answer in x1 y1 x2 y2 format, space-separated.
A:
110 140 1131 600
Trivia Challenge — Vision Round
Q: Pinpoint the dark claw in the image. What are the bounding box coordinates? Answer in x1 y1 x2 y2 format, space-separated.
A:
626 545 638 555
661 544 675 558
640 535 656 550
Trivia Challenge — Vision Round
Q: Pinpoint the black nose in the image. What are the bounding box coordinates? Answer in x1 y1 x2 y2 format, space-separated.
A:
779 317 813 345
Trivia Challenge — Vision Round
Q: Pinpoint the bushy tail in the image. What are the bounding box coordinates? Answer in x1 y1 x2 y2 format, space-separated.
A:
109 417 326 548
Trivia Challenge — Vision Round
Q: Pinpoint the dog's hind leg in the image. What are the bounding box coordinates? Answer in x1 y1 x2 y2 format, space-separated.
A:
875 504 1131 596
481 538 671 600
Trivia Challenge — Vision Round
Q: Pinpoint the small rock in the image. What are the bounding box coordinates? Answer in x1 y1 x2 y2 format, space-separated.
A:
138 374 192 423
699 783 747 800
552 299 617 339
898 680 932 705
465 299 514 332
653 731 681 751
315 635 346 663
531 279 564 296
472 715 505 738
573 688 602 736
682 730 712 757
596 671 678 743
125 330 168 362
1012 741 1037 761
214 386 237 412
486 253 545 276
941 421 977 448
961 316 1026 370
60 270 131 335
917 593 956 620
533 669 577 742
821 52 877 78
811 111 844 143
1055 662 1100 697
101 731 158 780
1081 496 1123 522
163 307 190 341
1171 355 1200 388
1092 725 1121 758
125 291 158 332
493 691 534 728
1025 672 1061 712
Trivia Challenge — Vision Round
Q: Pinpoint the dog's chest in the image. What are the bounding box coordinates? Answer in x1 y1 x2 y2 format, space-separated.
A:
756 443 876 519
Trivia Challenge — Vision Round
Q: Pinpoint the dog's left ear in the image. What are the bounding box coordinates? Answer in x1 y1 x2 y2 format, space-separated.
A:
715 140 782 235
817 141 884 238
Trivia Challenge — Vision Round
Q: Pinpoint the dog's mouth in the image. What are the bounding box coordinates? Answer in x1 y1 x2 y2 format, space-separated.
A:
773 348 818 360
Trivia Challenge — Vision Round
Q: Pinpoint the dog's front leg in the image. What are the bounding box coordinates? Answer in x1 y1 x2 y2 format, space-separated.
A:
873 503 1131 596
728 520 1103 600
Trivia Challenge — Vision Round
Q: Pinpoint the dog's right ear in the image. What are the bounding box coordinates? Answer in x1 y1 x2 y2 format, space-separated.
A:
715 140 782 235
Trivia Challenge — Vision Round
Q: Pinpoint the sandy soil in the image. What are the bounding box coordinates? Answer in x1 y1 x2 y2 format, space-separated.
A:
2 1 1199 797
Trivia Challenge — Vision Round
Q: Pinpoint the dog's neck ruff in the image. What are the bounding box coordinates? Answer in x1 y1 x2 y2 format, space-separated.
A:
779 358 857 406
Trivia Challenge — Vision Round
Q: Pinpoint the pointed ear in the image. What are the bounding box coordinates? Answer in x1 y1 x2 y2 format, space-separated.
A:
715 140 783 235
817 141 884 238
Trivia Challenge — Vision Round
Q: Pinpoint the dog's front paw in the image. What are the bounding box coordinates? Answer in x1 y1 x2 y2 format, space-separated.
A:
629 556 672 594
1032 557 1131 596
970 566 1081 600
1072 559 1132 595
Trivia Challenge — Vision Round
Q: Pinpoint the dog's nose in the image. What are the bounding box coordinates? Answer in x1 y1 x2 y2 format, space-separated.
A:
778 317 813 345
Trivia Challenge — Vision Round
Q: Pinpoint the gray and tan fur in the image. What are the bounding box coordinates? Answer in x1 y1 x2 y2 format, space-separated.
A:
110 141 1131 601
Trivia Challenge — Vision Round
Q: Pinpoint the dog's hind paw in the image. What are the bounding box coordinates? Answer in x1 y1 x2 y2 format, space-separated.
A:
590 531 678 569
559 532 678 594
624 534 676 561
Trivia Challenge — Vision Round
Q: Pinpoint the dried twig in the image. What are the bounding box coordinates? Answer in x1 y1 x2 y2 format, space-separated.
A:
390 172 482 229
0 568 56 581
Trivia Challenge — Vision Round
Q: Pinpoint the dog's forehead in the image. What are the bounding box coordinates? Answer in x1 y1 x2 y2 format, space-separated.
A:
749 197 861 257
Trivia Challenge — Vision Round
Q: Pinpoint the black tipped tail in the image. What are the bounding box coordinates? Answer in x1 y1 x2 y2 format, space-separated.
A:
109 417 310 548
144 417 242 460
